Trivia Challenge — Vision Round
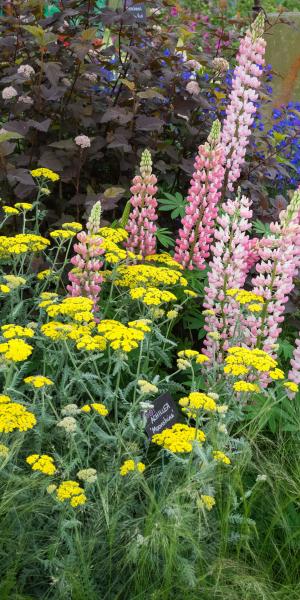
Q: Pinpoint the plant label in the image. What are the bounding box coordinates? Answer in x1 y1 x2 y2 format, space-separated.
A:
145 392 181 440
127 0 146 21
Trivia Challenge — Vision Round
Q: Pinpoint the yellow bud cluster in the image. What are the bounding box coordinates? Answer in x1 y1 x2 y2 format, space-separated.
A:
130 286 177 306
179 392 217 417
120 459 145 476
55 480 86 507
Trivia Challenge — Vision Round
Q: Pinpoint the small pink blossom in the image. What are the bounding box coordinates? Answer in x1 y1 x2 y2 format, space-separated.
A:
2 86 18 100
75 135 91 149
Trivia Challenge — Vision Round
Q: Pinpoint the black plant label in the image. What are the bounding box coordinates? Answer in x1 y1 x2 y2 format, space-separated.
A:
127 1 146 21
145 392 182 440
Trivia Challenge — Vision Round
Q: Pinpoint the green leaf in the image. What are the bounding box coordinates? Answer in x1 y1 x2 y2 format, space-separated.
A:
0 131 24 144
158 192 186 219
278 339 294 360
252 220 270 235
155 227 174 248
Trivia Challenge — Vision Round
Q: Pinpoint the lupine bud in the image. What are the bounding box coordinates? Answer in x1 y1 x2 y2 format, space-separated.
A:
87 200 102 235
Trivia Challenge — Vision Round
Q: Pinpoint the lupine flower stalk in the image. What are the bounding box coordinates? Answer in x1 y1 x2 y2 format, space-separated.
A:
288 336 300 387
245 187 300 354
67 201 105 310
174 120 225 270
125 149 158 258
203 192 253 359
221 12 266 192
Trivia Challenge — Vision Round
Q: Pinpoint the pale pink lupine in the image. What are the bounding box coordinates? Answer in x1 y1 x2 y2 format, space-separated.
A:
244 187 300 354
174 120 225 270
202 192 253 359
288 336 300 386
125 149 158 258
67 201 104 311
221 13 266 192
241 236 261 277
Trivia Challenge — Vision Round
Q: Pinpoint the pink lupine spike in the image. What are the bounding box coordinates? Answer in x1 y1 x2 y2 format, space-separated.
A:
125 149 158 258
174 120 225 270
244 187 300 355
221 12 266 192
288 336 300 387
202 192 253 360
67 201 105 312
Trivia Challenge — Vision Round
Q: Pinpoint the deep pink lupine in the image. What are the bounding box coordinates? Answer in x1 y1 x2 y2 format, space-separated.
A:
288 336 300 386
67 201 105 311
244 188 300 354
174 120 225 270
241 236 260 277
221 13 266 192
125 149 158 258
202 193 253 359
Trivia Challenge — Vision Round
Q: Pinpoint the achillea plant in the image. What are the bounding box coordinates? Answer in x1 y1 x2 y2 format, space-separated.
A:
244 187 300 355
203 192 253 359
125 149 158 258
67 201 105 310
221 12 266 192
174 120 225 270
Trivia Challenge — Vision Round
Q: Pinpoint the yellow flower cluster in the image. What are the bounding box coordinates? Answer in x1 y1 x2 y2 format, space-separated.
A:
30 168 60 181
37 269 51 280
227 288 264 312
1 324 34 339
179 392 217 417
0 338 33 362
98 227 128 243
0 395 36 432
130 286 177 306
24 375 54 388
144 253 183 270
3 275 26 289
2 206 19 215
115 264 187 288
50 229 75 240
81 403 109 416
213 450 231 465
45 296 94 323
26 454 56 475
76 334 106 352
224 347 279 377
101 238 127 263
62 222 82 232
0 443 9 458
55 480 86 507
284 381 299 393
120 459 145 476
233 381 260 392
41 321 74 340
97 319 150 352
14 203 33 211
138 380 158 395
200 495 216 511
152 423 205 453
0 284 10 294
184 289 198 298
177 349 209 364
0 233 50 258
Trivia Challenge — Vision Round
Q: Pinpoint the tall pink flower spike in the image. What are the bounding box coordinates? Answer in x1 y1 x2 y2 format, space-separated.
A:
288 336 300 391
174 120 225 270
221 12 266 192
125 149 158 258
203 191 253 360
244 187 300 355
67 201 105 311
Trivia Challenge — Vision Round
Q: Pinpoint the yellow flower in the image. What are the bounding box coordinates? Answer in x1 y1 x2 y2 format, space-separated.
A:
179 391 217 417
76 335 106 352
37 269 51 280
50 229 75 240
178 349 199 359
196 354 210 364
227 289 264 305
61 222 82 232
200 495 216 511
224 364 249 376
0 398 36 432
90 403 108 416
0 338 33 362
0 284 10 294
14 203 33 210
144 253 183 270
166 309 178 320
24 375 54 388
0 444 9 458
2 206 19 215
207 332 221 341
26 454 56 475
30 168 59 182
248 303 263 312
269 368 285 380
284 381 299 393
152 423 205 453
184 289 197 298
56 480 86 507
138 380 158 395
97 319 147 352
0 233 50 258
120 459 145 476
233 381 260 392
3 275 26 289
1 324 34 339
98 227 128 243
130 286 177 306
41 321 74 340
213 450 231 465
115 264 187 288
